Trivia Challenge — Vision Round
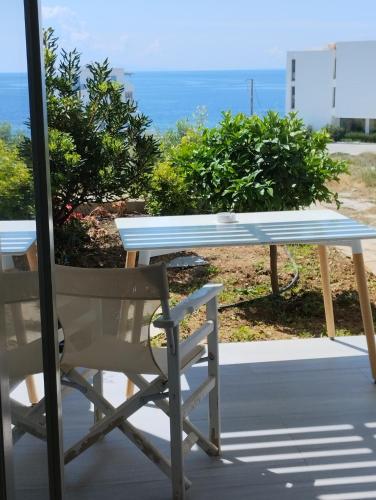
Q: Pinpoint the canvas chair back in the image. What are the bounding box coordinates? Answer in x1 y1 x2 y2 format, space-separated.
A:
0 271 42 384
56 263 170 375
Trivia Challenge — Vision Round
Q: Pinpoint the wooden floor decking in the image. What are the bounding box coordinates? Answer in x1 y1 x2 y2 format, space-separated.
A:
12 336 376 500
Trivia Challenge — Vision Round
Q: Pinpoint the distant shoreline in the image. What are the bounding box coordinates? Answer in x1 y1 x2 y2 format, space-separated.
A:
0 68 286 75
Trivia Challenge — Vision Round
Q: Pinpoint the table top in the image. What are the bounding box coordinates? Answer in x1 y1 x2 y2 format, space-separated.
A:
115 209 376 251
0 220 36 255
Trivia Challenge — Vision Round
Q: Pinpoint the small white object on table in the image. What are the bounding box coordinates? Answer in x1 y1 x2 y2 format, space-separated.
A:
116 209 376 381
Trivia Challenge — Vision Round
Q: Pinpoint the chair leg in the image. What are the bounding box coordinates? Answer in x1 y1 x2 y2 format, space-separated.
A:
125 251 138 398
129 373 219 457
63 369 193 487
167 326 186 500
207 296 221 454
93 370 103 423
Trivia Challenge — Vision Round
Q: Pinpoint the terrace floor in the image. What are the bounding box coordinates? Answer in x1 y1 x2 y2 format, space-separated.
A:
13 336 376 500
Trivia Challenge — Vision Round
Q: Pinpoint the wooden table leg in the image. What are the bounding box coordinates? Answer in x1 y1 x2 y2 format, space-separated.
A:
318 245 336 339
125 251 137 269
26 243 39 404
26 243 38 271
352 250 376 381
125 251 138 398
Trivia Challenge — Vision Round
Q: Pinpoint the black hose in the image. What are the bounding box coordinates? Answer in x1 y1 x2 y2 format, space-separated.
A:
218 245 300 311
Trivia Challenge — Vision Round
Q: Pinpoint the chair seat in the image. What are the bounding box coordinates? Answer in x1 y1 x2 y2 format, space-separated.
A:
152 344 205 376
61 338 205 376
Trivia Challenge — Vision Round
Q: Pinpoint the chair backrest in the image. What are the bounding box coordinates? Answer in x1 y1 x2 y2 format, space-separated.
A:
0 271 43 382
56 263 170 374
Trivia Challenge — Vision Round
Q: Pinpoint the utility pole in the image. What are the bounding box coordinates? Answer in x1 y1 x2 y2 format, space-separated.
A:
247 78 254 115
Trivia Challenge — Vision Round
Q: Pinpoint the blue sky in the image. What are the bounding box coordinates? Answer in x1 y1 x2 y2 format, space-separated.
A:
2 0 376 72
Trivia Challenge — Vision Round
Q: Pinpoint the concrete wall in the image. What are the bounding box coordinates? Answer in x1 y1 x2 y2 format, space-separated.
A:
335 41 376 119
286 49 334 129
79 67 134 101
286 41 376 131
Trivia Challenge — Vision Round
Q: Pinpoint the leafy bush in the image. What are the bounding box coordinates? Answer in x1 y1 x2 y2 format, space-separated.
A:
146 108 208 215
156 106 208 155
22 28 160 226
0 139 33 219
0 122 26 146
344 132 376 143
326 124 346 142
149 111 347 215
146 161 194 215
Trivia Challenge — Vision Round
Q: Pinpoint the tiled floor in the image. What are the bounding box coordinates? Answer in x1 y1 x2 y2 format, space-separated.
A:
13 336 376 500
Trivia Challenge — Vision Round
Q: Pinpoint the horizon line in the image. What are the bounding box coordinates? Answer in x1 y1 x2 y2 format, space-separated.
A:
0 67 286 74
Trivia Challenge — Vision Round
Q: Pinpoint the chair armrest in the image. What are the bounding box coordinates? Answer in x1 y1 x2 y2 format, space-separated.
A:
153 283 223 328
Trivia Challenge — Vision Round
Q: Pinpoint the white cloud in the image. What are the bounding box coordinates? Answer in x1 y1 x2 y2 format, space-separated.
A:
266 46 284 58
42 4 131 59
42 5 90 47
42 5 74 21
143 39 161 57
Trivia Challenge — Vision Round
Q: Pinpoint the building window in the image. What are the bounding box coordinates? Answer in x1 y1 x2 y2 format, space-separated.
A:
291 59 296 82
339 118 366 133
333 57 337 79
332 87 336 108
291 86 295 109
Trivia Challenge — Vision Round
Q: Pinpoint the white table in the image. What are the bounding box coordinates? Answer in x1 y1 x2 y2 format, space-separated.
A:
116 209 376 380
0 220 37 271
0 220 38 403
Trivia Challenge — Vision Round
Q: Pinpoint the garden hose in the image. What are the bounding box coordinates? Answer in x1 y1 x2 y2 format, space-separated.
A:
218 245 300 311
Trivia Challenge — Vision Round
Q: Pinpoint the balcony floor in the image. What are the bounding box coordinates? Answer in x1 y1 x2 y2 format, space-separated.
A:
13 336 376 500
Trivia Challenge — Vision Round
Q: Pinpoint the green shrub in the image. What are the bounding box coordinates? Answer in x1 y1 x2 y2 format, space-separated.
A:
0 139 33 219
146 161 194 215
0 122 26 146
21 28 160 226
344 132 376 143
166 111 347 213
326 124 346 142
156 106 208 155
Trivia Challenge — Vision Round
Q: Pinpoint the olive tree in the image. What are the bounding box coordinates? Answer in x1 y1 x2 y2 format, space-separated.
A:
23 28 160 226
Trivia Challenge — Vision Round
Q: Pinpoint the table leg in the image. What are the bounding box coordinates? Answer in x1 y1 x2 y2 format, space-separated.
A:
125 251 137 268
352 249 376 381
26 243 38 271
25 243 39 404
125 251 138 398
318 245 336 339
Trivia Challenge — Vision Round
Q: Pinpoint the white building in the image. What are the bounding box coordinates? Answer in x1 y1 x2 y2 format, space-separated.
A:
286 41 376 133
79 67 134 102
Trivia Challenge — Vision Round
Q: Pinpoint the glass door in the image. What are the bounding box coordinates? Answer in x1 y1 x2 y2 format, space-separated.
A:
0 1 64 498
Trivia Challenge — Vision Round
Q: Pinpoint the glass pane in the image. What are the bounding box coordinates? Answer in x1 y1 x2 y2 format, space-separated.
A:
0 1 50 498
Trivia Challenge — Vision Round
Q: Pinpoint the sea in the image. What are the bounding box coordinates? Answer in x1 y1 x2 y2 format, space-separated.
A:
0 69 285 134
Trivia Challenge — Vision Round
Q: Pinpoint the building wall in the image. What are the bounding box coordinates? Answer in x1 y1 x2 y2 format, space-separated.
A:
286 41 376 132
286 49 334 130
335 41 376 119
79 67 134 102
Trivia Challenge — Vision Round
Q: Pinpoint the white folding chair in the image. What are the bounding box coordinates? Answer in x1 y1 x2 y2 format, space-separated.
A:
56 262 222 499
0 271 91 444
